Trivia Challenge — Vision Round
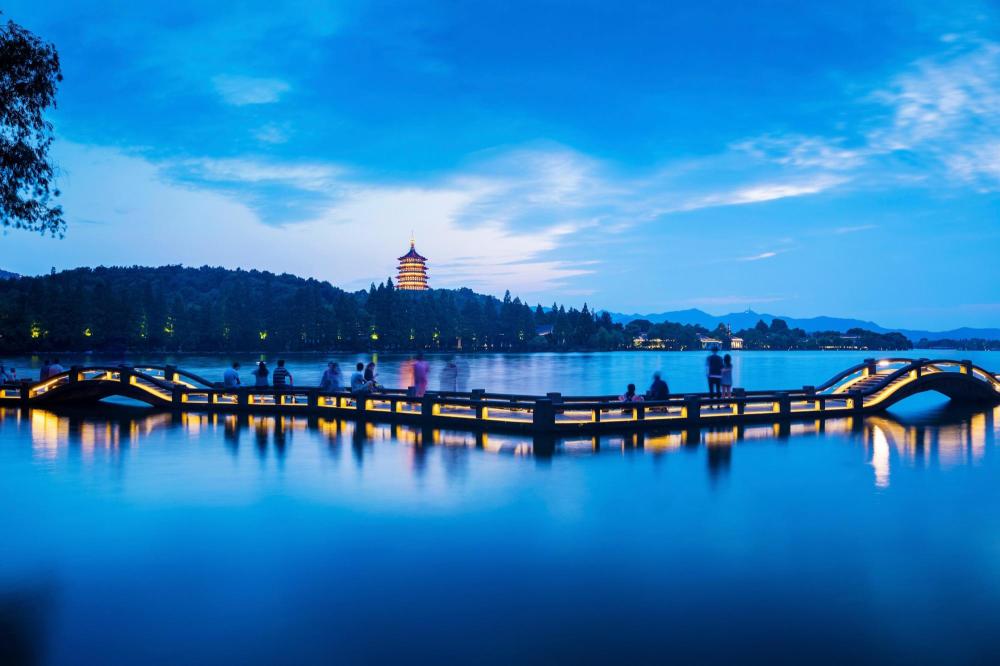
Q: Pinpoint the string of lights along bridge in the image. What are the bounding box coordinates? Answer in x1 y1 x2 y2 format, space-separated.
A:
397 237 429 290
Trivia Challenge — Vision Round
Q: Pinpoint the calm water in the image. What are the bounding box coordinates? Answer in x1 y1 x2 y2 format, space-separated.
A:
2 351 1000 665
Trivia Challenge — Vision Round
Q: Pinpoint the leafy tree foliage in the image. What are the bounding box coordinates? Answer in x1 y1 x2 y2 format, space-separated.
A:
0 266 625 353
0 18 63 235
916 338 999 351
0 266 914 353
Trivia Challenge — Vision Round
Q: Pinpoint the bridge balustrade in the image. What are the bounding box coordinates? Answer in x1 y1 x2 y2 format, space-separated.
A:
11 358 1000 433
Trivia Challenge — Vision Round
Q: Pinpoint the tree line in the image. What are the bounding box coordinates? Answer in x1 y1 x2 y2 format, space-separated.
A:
0 266 627 353
625 317 913 351
0 266 916 353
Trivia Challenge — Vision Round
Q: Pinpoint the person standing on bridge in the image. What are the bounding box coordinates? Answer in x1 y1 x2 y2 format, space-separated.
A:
253 361 269 387
440 356 458 392
720 354 734 399
272 359 293 387
706 345 724 400
413 353 430 397
224 362 241 388
320 362 342 392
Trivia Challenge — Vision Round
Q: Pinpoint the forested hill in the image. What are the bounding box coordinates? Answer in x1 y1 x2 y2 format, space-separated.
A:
0 266 915 353
0 266 622 353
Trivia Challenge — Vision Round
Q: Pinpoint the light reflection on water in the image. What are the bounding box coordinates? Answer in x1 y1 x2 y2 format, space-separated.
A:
9 405 999 489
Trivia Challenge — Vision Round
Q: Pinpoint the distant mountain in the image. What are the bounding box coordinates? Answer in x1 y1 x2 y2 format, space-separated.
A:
600 308 1000 343
0 269 19 280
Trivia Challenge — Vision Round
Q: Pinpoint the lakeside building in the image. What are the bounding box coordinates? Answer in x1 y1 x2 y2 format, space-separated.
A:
397 237 429 291
699 336 723 349
820 335 863 350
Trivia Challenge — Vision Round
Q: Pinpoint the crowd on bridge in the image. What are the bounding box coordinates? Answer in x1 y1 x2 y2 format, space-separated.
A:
617 345 735 404
3 348 738 401
217 354 472 397
216 346 738 402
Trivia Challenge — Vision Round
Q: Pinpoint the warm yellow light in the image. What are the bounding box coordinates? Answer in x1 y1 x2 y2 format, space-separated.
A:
83 328 92 337
259 331 268 341
30 324 42 339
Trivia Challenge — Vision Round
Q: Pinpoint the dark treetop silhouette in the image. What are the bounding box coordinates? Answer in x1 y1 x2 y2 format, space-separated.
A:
0 265 915 354
0 16 63 236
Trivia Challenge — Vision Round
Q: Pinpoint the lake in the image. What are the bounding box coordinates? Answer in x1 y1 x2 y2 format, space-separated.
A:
2 350 999 665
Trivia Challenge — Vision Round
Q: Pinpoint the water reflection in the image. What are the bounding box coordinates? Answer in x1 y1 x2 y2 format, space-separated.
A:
863 407 992 488
9 404 999 485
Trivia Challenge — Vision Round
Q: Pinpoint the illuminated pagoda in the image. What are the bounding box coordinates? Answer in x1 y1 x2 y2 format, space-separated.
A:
396 236 429 291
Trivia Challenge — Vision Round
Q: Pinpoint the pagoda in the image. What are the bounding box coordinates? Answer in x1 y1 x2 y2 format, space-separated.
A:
396 237 429 290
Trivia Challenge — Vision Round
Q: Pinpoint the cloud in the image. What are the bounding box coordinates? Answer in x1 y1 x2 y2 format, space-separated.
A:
733 135 866 171
831 224 877 234
173 158 344 192
870 41 1000 151
6 142 594 298
676 175 847 212
869 39 1000 188
734 39 1000 191
253 124 291 144
738 251 779 262
212 75 290 105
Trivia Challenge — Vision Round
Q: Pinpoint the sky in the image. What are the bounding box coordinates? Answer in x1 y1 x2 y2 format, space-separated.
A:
2 0 999 330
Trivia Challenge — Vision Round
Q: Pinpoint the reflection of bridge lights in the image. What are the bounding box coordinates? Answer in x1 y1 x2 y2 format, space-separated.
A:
789 421 821 437
645 433 683 451
482 433 534 454
561 437 598 454
31 411 64 459
741 425 777 441
971 413 986 463
871 425 890 488
703 428 737 446
433 430 478 448
938 424 970 467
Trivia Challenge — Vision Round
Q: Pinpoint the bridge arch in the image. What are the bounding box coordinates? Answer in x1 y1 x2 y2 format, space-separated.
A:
820 358 1000 411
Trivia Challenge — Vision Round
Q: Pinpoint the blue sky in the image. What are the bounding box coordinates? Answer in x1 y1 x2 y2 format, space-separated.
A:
3 0 999 329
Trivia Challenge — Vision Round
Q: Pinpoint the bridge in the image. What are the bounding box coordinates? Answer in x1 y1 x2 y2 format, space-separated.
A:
4 358 998 434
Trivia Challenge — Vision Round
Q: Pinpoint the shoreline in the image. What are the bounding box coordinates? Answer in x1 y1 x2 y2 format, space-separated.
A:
0 347 942 357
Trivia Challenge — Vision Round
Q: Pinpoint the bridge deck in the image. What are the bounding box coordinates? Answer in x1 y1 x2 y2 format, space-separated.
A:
3 358 998 434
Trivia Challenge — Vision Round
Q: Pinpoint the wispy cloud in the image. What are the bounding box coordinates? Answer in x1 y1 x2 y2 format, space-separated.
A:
733 38 1000 191
733 135 866 171
212 75 290 105
688 176 847 208
253 123 291 144
41 142 596 296
870 41 1000 152
831 224 877 234
174 158 343 192
738 251 779 262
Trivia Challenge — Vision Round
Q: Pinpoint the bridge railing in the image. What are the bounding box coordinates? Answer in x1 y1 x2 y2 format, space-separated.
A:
11 359 998 428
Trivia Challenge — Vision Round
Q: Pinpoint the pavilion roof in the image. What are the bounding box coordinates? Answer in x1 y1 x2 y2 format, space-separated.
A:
398 242 427 261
